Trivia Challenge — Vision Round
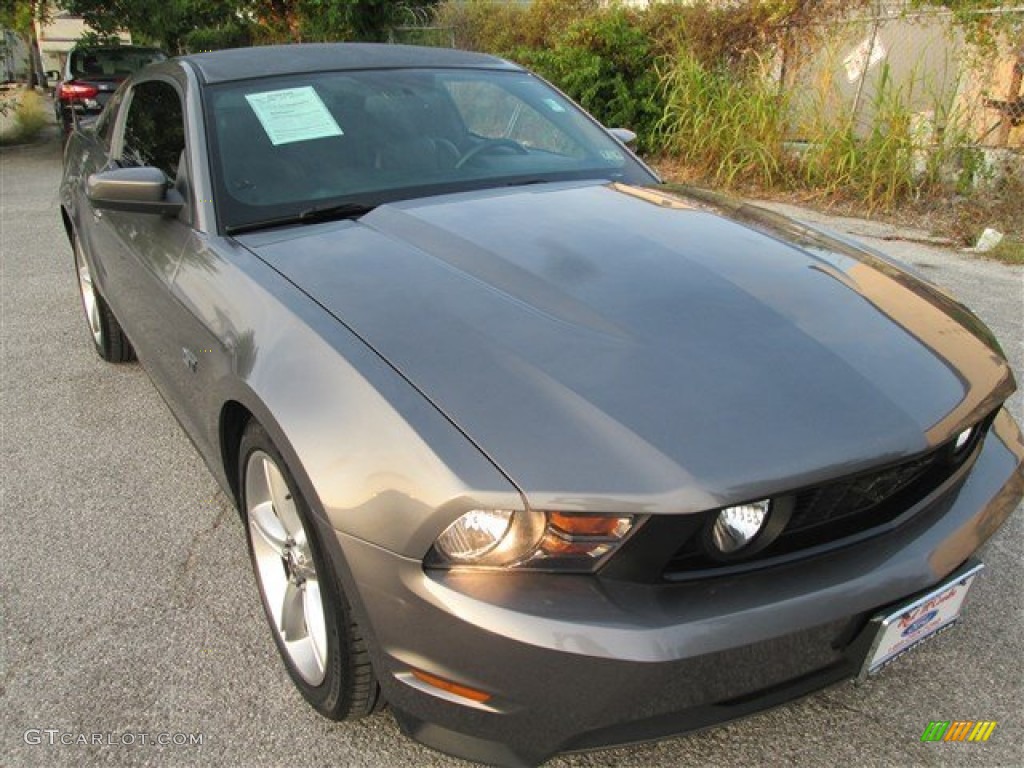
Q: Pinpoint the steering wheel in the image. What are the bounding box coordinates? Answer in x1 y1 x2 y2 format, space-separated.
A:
455 138 529 169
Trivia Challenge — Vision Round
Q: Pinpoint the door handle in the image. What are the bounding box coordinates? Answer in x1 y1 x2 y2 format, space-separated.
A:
181 347 198 373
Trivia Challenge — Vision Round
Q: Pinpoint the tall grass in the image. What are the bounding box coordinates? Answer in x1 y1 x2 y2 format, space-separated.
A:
797 65 918 211
656 53 788 188
15 90 48 137
656 50 985 214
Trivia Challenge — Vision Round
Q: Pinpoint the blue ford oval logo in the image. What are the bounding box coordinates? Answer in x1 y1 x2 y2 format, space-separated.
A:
902 609 939 637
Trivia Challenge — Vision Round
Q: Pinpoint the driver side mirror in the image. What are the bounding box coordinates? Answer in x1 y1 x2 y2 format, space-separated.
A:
87 167 184 216
46 70 60 81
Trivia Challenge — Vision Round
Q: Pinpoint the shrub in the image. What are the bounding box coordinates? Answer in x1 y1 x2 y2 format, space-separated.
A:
183 23 254 53
517 9 661 151
1 89 48 145
436 0 598 52
436 2 660 150
640 0 789 69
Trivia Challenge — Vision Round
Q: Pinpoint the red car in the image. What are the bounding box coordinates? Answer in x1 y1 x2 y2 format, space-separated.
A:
56 45 166 137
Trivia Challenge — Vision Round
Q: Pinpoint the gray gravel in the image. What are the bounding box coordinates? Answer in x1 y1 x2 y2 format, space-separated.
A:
2 138 1022 768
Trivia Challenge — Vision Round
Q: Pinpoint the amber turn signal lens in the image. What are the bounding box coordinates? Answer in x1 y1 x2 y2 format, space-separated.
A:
548 512 632 538
539 532 610 557
411 669 492 703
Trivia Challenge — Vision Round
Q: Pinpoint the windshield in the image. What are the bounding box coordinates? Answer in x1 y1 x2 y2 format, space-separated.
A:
205 68 655 232
70 47 166 79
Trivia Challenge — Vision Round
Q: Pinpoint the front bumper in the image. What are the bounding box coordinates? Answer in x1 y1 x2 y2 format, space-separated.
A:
333 408 1024 767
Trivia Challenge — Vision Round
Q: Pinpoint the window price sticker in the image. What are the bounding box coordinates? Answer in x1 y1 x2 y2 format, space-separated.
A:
245 86 343 146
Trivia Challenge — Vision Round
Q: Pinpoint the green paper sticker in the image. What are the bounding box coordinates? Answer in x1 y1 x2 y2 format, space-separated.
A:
245 86 343 146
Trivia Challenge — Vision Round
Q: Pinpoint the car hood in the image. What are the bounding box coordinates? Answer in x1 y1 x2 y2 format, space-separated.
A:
240 181 1015 513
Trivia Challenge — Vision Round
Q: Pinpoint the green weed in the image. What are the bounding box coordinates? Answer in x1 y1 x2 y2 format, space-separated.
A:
655 53 787 188
0 89 48 145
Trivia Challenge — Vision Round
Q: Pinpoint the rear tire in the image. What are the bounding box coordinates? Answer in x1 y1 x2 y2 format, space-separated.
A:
239 421 383 719
73 232 134 363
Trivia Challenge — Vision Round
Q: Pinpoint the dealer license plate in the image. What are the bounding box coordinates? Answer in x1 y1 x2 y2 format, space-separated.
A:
859 561 984 680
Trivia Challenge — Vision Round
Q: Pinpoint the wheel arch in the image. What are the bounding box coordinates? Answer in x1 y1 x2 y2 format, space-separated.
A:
213 386 336 531
219 398 254 511
60 205 74 245
215 385 391 676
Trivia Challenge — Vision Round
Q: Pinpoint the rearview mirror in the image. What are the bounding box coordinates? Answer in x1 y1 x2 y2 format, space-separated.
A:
87 167 184 216
608 128 637 145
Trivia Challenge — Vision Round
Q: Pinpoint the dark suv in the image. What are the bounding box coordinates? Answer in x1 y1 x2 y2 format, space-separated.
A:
56 45 166 136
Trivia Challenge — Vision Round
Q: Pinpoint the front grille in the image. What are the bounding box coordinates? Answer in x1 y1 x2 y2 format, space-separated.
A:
659 417 992 580
788 452 939 531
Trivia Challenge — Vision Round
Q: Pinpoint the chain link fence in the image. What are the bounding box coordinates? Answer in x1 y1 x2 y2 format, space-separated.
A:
783 2 1022 150
388 4 455 48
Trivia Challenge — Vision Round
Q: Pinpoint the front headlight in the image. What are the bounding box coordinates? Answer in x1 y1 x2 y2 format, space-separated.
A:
427 508 640 572
433 508 546 566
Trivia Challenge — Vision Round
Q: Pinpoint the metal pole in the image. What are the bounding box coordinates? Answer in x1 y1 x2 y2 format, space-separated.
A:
851 4 882 128
995 47 1023 146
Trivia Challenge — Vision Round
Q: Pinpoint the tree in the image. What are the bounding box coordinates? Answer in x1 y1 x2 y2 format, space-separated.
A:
63 0 241 53
64 0 441 48
249 0 440 43
1 0 49 87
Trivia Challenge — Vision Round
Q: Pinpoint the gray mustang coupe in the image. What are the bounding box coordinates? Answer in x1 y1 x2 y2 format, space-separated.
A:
60 44 1023 766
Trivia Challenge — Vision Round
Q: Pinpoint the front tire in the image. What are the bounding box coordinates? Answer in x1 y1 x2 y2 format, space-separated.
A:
239 421 382 719
73 232 134 363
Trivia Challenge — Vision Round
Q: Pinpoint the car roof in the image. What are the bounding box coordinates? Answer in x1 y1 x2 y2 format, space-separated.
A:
71 45 164 52
181 43 523 85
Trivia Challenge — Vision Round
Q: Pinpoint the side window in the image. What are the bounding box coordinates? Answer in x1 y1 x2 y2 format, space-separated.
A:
94 87 125 149
121 80 185 178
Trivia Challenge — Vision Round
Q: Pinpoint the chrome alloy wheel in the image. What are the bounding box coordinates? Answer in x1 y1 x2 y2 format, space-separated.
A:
74 238 102 346
246 450 328 686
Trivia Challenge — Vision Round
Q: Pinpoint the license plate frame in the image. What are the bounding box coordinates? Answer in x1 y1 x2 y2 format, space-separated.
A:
858 561 984 681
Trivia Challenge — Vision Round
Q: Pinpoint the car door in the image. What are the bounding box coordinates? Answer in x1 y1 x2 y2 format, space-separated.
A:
86 77 195 406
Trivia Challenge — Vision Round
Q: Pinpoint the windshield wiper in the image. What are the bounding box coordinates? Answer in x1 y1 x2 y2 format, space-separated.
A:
502 178 549 187
299 201 377 223
225 202 376 236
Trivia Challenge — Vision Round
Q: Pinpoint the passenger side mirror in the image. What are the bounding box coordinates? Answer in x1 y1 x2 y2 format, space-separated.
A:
46 70 60 81
608 128 637 145
87 167 184 216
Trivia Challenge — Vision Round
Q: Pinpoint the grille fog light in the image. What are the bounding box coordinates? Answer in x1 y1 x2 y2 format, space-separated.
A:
711 500 771 554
